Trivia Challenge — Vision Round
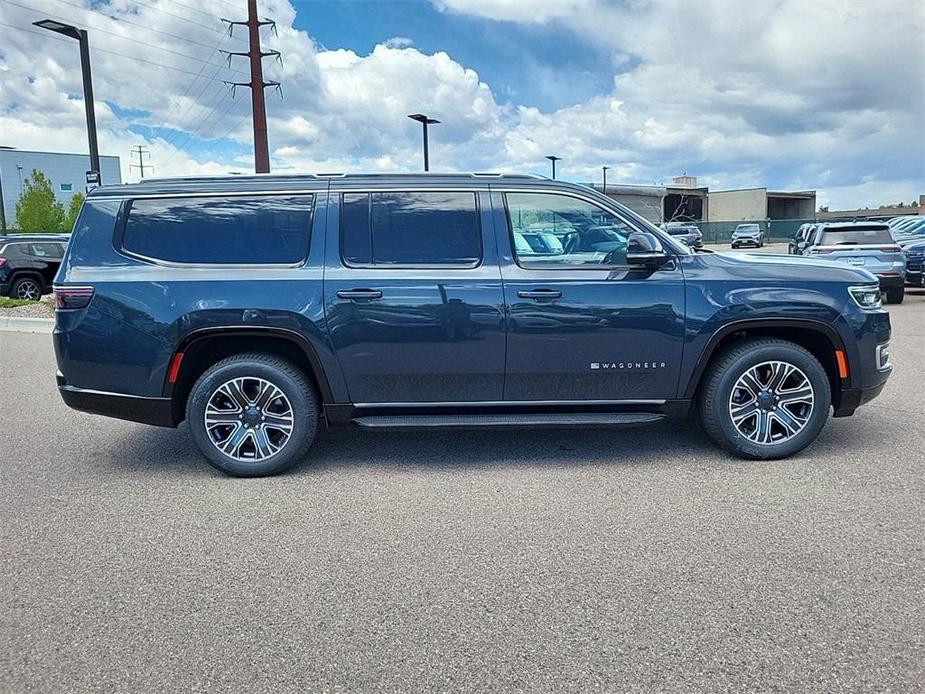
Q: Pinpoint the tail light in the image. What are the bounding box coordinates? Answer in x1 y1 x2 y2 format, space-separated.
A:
877 245 901 253
0 258 6 266
54 285 94 310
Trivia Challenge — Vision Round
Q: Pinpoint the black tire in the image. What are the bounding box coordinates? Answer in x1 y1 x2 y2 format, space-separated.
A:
885 286 904 304
699 338 831 460
11 275 43 300
186 352 319 477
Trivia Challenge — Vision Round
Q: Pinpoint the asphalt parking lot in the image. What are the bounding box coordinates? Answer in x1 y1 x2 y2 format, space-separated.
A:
1 291 923 692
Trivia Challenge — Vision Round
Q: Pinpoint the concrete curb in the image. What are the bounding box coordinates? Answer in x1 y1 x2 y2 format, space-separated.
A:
0 316 54 334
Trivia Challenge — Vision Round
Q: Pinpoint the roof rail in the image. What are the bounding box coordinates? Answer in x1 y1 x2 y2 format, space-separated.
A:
138 171 548 184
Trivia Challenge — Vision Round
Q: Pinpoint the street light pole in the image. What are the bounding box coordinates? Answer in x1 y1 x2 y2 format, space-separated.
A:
33 20 101 183
545 155 561 180
407 114 440 171
602 166 610 195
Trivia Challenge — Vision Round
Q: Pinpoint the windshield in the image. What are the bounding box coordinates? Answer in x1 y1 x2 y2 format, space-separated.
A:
735 224 759 232
819 228 894 245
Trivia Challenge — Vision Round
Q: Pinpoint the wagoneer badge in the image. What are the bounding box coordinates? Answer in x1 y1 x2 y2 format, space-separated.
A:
591 362 667 370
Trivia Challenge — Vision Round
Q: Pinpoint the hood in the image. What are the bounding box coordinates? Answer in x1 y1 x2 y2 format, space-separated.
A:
698 249 877 284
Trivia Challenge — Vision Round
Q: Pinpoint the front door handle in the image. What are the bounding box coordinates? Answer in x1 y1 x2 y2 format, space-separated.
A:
336 289 383 300
517 289 562 300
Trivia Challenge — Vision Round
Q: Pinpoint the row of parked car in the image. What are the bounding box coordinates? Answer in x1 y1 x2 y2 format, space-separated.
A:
787 218 925 304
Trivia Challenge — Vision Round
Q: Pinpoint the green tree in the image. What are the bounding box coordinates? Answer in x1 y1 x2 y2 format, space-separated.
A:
64 192 86 231
14 170 66 232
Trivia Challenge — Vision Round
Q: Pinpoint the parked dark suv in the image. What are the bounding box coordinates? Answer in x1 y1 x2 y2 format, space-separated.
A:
53 174 893 476
0 235 68 300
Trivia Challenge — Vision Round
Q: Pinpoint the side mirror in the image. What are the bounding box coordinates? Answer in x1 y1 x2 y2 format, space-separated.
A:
626 232 669 267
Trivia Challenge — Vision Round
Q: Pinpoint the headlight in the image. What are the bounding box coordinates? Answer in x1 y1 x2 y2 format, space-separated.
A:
848 285 882 309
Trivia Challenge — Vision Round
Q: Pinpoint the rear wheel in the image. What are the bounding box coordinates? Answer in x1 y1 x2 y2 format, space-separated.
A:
11 276 42 300
186 352 319 476
699 338 831 460
885 286 904 304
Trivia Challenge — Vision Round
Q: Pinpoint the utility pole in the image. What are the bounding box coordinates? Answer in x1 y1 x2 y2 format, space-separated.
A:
223 1 282 174
602 166 610 195
130 146 153 179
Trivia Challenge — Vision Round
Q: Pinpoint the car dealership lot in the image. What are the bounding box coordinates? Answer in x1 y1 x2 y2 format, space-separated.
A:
1 293 923 692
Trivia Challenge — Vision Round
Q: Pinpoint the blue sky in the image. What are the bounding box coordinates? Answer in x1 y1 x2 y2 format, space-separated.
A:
0 0 923 208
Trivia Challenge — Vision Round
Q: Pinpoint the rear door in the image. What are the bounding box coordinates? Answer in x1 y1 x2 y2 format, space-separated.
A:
323 186 505 404
494 188 685 402
25 241 64 289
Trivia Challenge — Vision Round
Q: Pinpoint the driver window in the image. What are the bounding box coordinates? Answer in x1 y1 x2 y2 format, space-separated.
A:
506 192 635 268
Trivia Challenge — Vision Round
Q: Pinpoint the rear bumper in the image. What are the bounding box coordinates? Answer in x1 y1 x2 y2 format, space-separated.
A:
875 273 904 290
57 372 176 427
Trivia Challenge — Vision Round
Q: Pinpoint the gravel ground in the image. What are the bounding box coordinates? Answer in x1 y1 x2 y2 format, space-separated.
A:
0 291 923 692
0 295 55 319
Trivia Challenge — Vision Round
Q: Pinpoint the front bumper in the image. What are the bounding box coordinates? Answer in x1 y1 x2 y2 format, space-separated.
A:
57 372 176 427
731 237 761 247
833 382 887 417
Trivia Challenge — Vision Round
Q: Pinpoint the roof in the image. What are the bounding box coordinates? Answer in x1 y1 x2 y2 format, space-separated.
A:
0 147 120 161
87 172 579 198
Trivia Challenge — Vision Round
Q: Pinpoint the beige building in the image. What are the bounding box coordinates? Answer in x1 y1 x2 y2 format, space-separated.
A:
708 187 816 221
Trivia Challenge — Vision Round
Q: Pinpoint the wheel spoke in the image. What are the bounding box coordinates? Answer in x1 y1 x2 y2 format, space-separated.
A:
778 385 814 406
263 412 293 432
219 380 250 409
730 400 759 424
754 410 773 444
205 409 242 428
771 407 804 436
253 426 276 459
254 381 283 410
217 423 248 457
768 362 795 390
738 370 764 398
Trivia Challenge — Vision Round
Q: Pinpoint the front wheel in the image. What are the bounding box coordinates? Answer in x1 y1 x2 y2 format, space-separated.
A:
699 338 831 460
186 352 319 476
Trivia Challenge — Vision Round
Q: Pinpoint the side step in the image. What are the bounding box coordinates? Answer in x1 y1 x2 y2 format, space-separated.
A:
352 412 664 430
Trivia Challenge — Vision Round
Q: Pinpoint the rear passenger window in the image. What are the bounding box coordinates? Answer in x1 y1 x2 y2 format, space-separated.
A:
122 195 313 265
341 191 481 266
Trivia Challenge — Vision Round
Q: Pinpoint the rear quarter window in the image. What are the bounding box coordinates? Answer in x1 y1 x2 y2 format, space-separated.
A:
121 195 313 265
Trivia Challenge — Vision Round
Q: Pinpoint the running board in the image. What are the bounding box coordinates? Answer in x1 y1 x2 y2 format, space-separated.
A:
352 412 664 430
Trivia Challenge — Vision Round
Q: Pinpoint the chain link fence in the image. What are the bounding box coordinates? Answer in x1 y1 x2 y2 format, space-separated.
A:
693 218 816 246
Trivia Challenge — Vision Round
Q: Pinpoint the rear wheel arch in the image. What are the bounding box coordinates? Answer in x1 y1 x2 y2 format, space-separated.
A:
685 319 848 408
166 327 334 424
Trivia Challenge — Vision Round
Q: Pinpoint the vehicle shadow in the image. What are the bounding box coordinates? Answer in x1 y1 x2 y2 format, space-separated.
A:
99 416 723 479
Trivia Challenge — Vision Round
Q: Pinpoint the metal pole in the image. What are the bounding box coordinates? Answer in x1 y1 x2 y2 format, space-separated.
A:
248 0 270 173
602 166 609 195
0 171 7 232
77 30 101 181
422 121 429 172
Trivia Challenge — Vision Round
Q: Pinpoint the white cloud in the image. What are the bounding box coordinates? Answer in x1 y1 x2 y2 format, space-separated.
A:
0 0 922 209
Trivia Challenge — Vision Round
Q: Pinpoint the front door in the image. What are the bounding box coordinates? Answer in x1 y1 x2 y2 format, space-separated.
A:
323 188 506 404
495 190 686 402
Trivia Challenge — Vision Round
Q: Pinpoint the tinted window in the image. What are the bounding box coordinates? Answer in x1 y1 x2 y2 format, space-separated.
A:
506 192 635 267
341 191 480 266
123 195 313 264
820 227 894 246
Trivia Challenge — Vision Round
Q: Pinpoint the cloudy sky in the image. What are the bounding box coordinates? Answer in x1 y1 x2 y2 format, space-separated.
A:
0 0 922 209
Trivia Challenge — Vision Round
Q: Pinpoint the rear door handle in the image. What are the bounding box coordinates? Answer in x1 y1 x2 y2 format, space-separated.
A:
517 289 562 300
336 289 383 300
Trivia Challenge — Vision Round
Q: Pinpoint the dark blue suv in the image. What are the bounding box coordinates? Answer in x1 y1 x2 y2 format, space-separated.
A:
53 174 892 476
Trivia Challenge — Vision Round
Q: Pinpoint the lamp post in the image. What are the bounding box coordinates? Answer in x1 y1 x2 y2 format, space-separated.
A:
33 19 101 184
545 155 561 179
602 166 610 195
407 113 440 172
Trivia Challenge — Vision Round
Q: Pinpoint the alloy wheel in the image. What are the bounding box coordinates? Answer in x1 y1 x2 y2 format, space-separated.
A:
727 360 815 445
204 376 294 462
15 279 41 301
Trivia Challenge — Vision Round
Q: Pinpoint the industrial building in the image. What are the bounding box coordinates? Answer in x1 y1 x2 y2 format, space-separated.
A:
591 176 710 224
0 147 122 231
707 187 816 222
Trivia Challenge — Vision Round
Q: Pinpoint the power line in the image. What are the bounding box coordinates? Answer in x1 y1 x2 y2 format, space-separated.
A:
130 0 236 37
0 19 245 81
